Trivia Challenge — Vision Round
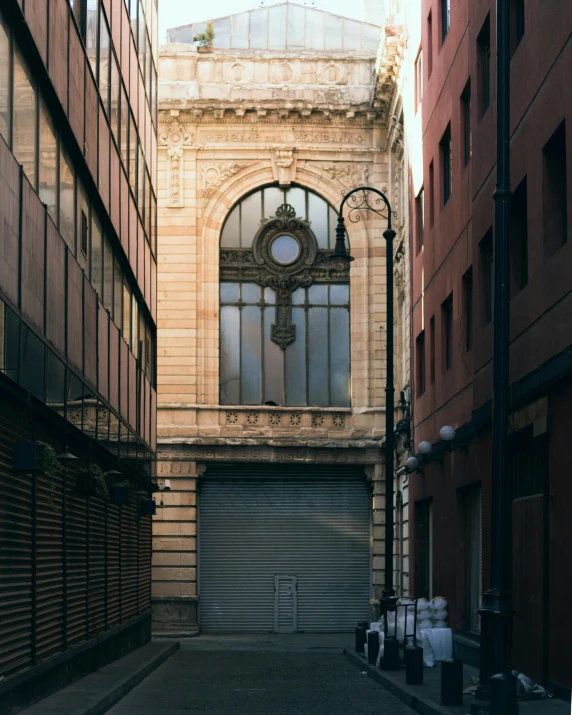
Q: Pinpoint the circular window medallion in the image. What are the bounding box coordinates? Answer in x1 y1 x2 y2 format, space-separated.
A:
271 235 300 265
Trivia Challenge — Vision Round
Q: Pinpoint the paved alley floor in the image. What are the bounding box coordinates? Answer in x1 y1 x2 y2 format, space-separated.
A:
106 635 417 715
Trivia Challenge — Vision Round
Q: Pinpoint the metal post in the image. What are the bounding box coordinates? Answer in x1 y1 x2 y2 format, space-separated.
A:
471 0 516 712
333 188 398 668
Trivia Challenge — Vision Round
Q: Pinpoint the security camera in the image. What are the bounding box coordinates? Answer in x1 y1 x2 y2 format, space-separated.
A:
164 479 171 491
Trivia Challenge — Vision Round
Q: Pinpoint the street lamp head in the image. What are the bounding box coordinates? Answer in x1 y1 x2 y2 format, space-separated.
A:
440 425 456 442
405 456 419 472
418 440 432 455
330 214 354 272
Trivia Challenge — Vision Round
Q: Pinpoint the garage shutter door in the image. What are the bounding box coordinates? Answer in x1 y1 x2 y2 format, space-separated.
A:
199 465 371 633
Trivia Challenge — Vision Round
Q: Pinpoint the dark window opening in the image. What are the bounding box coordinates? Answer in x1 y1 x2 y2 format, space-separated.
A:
416 330 426 396
415 500 432 598
440 124 452 204
462 267 473 351
80 210 88 258
477 15 491 119
461 80 472 166
463 485 482 634
441 0 450 42
430 316 436 384
510 0 525 56
429 161 435 227
510 177 528 296
543 121 568 257
427 12 433 77
416 188 425 253
480 229 494 324
441 293 453 371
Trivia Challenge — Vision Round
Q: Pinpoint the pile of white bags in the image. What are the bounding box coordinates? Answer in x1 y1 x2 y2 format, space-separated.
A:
429 596 448 628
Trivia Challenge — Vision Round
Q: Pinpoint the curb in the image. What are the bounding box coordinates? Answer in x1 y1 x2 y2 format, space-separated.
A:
344 649 454 715
22 641 180 715
84 641 180 715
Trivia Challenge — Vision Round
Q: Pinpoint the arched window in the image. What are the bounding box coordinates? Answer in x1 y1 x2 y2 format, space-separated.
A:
220 184 350 407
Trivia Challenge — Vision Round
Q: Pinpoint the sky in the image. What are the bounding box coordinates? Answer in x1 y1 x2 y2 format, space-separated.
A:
158 0 366 44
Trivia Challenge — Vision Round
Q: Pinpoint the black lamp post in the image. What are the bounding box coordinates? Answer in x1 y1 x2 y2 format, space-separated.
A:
332 186 400 670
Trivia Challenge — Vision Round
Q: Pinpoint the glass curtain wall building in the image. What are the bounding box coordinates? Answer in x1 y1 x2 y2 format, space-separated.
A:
0 0 157 465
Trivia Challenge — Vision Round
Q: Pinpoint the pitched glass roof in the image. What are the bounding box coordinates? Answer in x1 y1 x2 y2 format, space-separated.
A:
168 3 381 51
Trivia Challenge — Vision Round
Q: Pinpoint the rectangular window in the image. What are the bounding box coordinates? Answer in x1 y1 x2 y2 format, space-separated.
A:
99 11 110 114
39 99 58 223
441 293 453 371
110 52 120 142
129 112 137 193
0 14 10 142
80 210 88 257
461 80 472 166
427 11 433 77
430 315 436 384
415 500 432 599
462 267 473 351
415 49 423 111
440 123 452 204
510 177 528 295
123 282 131 346
464 485 482 634
416 188 425 253
416 330 426 396
510 0 525 56
120 84 129 166
13 48 37 187
113 257 123 328
138 144 145 212
86 0 98 77
429 161 435 227
542 121 567 257
59 145 75 252
480 228 494 324
477 14 491 119
91 212 103 297
131 295 139 351
77 179 89 270
441 0 450 42
103 234 113 313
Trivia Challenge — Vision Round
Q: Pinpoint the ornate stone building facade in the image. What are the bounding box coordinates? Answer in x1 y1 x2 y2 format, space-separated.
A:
154 3 409 636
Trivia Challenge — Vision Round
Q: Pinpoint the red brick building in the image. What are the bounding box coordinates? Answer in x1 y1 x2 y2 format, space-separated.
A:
409 0 572 693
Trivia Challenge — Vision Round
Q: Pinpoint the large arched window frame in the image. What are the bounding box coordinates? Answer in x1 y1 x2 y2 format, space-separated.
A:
219 184 350 407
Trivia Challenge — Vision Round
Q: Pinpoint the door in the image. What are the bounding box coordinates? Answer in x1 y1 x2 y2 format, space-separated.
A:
198 464 371 633
274 575 297 633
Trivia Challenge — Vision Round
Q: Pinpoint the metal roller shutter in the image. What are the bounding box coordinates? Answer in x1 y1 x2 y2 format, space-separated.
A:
199 465 371 633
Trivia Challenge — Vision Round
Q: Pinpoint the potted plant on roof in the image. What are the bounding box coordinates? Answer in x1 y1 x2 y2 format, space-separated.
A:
194 20 215 53
11 440 62 512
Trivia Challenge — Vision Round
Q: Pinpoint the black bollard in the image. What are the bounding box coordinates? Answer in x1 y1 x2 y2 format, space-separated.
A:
441 658 463 706
490 672 518 715
355 621 368 653
367 629 380 665
405 645 423 684
381 637 400 670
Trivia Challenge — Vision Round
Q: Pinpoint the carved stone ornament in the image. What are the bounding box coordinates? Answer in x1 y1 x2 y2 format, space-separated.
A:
200 162 254 207
159 120 193 208
273 148 296 187
309 161 370 189
319 61 347 85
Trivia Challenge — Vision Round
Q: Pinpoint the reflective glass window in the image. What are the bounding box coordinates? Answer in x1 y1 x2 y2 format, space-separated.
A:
103 234 113 313
13 48 36 186
113 257 123 327
99 11 110 113
91 211 103 296
39 100 58 222
59 146 75 252
21 326 46 401
123 281 131 346
110 52 120 141
0 15 10 141
86 0 99 77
